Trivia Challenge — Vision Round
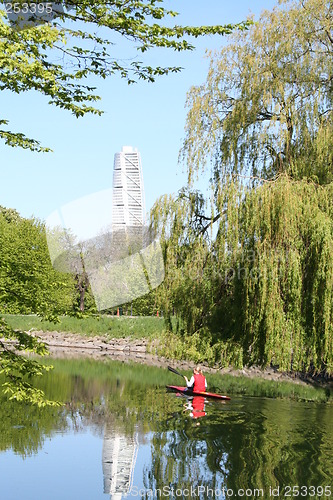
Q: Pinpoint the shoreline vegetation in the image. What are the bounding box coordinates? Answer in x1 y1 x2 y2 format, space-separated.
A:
3 314 332 403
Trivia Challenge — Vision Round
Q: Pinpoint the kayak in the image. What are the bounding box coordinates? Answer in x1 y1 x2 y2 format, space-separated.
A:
166 385 231 401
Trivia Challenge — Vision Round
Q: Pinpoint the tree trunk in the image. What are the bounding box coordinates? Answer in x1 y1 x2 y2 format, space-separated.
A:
79 288 86 312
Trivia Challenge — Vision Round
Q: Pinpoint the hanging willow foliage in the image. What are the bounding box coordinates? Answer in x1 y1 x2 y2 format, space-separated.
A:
153 176 333 374
150 190 217 335
224 175 333 374
180 0 332 186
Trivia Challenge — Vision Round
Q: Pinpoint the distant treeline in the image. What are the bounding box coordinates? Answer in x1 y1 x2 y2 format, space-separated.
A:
0 205 158 319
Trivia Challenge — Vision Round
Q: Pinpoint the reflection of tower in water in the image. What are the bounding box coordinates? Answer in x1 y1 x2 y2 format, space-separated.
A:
102 427 139 499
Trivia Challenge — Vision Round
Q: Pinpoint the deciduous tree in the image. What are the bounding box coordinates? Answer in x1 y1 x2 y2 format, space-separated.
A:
0 210 75 405
181 0 332 185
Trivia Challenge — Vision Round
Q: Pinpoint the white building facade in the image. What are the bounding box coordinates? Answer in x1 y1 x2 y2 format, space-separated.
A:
112 146 145 232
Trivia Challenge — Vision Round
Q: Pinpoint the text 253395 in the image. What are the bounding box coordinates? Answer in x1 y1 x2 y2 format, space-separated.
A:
282 485 331 497
5 3 53 15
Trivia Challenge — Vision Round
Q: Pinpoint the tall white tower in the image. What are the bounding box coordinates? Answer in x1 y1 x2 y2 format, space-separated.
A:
112 146 145 232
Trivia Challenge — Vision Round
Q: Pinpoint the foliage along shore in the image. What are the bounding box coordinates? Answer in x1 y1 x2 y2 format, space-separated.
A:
3 315 333 401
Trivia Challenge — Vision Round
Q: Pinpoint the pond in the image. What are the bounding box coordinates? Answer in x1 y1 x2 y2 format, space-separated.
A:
0 358 332 499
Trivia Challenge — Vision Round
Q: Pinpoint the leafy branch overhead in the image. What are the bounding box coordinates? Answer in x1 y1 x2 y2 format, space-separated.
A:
0 318 61 407
0 1 250 151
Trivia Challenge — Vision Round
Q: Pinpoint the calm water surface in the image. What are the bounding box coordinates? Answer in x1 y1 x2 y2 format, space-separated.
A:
0 358 332 500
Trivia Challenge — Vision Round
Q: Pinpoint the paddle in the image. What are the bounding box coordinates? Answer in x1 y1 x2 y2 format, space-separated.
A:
168 365 186 380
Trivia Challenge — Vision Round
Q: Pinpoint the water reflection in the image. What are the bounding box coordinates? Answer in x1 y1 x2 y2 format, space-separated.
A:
102 427 139 499
143 394 232 498
183 396 206 419
0 358 332 500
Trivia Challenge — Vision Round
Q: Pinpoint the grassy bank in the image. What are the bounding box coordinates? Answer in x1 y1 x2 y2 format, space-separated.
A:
3 314 166 339
41 357 331 403
207 372 331 403
3 314 332 402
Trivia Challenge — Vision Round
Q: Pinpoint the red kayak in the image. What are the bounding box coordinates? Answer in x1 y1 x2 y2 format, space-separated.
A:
166 385 231 401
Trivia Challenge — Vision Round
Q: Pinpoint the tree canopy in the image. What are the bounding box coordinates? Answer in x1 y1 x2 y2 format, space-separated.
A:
0 210 75 316
181 0 332 186
0 209 76 406
0 0 250 151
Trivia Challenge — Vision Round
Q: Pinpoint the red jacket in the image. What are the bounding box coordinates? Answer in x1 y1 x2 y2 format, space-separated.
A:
193 373 206 392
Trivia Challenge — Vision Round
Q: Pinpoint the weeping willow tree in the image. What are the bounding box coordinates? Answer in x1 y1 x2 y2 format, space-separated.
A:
151 190 215 333
152 0 333 374
181 0 332 185
152 179 333 374
221 176 333 373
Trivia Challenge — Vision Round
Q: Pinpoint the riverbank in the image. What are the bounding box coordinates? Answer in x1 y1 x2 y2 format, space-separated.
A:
28 330 332 392
3 314 332 393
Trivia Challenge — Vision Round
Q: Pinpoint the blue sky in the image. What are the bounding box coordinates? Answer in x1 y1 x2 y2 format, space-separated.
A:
1 0 278 222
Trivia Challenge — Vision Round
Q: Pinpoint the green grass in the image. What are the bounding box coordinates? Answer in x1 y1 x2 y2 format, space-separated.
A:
3 314 332 402
2 314 166 339
39 357 331 403
208 373 331 403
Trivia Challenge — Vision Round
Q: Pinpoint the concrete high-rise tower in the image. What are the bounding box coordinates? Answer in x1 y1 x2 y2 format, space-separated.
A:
112 146 145 232
46 145 164 312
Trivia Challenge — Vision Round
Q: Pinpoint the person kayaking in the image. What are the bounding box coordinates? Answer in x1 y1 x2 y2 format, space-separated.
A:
184 366 207 392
